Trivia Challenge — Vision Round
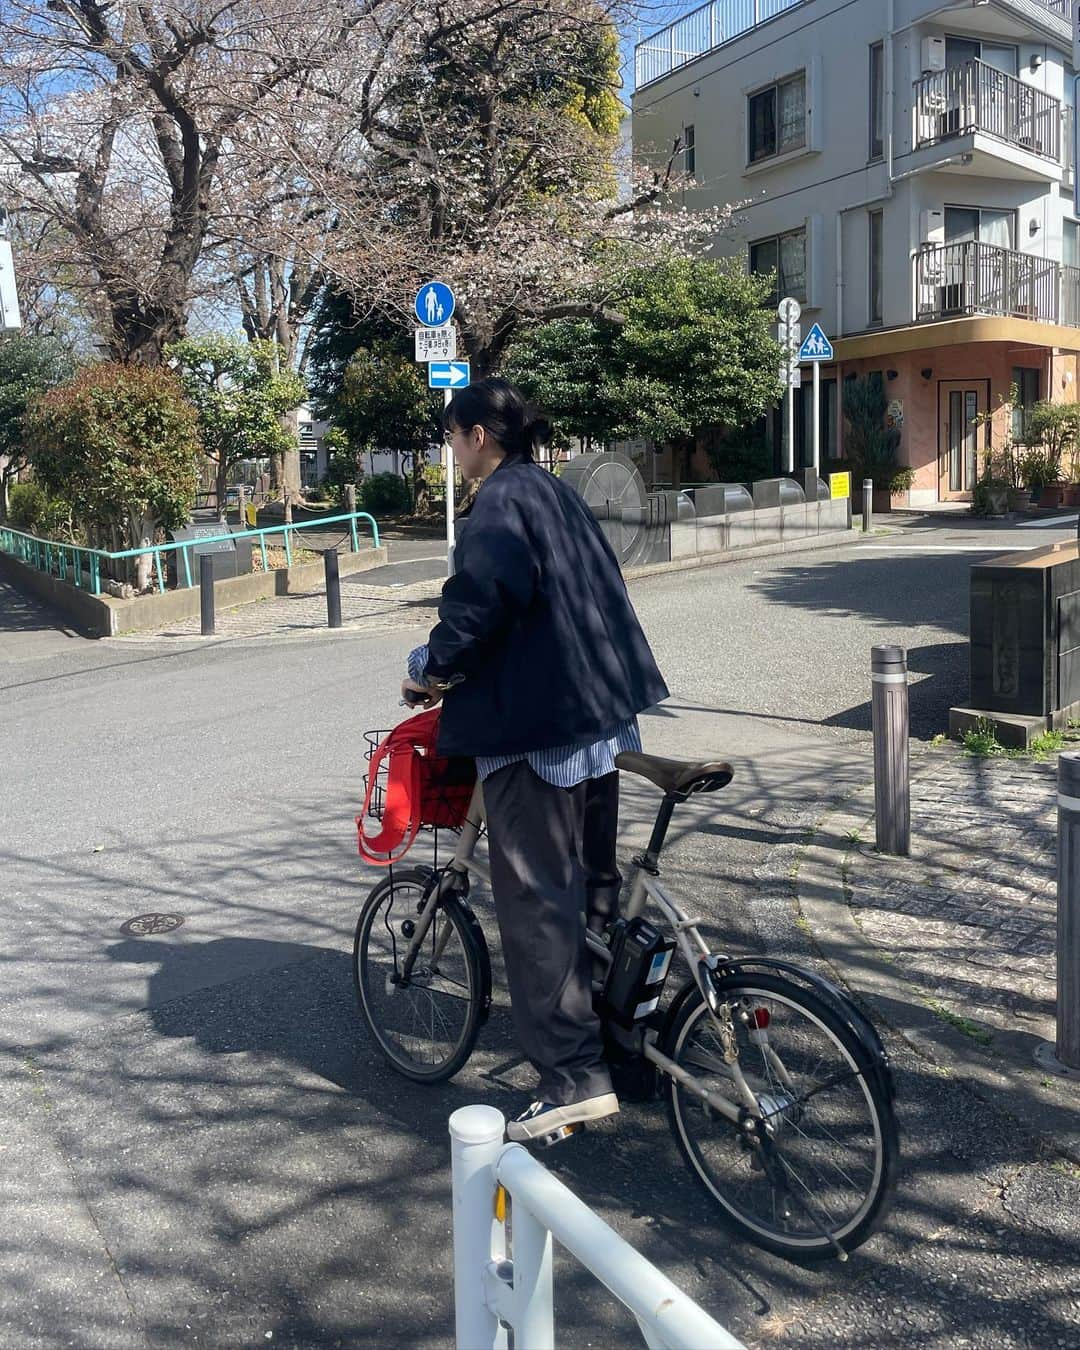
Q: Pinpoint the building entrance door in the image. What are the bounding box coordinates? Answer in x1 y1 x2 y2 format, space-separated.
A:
939 380 988 500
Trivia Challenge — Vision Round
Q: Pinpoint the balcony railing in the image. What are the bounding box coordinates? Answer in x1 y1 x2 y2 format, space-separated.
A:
634 0 808 89
1035 0 1075 19
915 60 1061 162
916 241 1080 327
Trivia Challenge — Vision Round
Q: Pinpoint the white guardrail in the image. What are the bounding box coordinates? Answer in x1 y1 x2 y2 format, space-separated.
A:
449 1105 745 1350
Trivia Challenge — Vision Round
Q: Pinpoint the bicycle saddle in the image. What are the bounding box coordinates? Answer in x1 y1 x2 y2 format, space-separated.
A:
615 752 734 799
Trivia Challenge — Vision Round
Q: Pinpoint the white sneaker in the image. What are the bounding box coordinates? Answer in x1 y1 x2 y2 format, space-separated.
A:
506 1093 620 1142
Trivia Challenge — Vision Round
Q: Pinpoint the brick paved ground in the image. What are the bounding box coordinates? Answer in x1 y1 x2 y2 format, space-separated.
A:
848 746 1059 1044
116 575 443 642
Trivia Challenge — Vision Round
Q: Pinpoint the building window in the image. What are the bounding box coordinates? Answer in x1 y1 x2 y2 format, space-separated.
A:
869 43 884 161
944 205 1015 250
869 210 883 325
1065 219 1080 270
945 36 1018 78
683 123 695 176
748 73 806 164
750 227 807 305
1012 367 1040 441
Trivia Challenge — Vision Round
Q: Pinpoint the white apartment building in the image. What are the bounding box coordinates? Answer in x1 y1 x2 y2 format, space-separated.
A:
633 0 1080 504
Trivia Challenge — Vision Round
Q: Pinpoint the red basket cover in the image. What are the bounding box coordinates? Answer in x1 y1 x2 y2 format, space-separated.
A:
357 709 475 864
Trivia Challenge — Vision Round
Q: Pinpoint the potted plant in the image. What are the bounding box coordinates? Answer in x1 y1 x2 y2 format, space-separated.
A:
1016 401 1080 507
971 458 1010 517
970 387 1029 513
1019 449 1053 505
842 374 904 512
1040 479 1067 509
889 465 916 506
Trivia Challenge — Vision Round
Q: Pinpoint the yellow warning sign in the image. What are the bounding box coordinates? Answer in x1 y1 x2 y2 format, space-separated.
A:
829 472 851 501
244 502 258 528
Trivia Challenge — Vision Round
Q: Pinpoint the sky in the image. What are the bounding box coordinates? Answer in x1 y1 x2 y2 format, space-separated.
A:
618 2 702 97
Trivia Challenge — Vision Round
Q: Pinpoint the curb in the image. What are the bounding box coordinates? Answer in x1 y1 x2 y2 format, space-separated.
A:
795 773 1080 1166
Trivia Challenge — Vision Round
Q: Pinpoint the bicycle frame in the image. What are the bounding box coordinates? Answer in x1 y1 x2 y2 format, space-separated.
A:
391 780 774 1126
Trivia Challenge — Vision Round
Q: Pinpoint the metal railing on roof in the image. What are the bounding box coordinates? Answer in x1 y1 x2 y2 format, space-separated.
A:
634 1 1076 91
634 0 808 90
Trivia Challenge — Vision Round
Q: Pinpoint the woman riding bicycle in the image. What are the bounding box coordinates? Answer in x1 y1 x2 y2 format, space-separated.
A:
402 377 668 1142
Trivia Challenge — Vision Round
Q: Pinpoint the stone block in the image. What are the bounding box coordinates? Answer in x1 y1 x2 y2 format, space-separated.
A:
948 706 1048 749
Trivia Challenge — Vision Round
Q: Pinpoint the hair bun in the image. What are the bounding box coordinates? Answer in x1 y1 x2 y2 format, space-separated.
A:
524 412 551 451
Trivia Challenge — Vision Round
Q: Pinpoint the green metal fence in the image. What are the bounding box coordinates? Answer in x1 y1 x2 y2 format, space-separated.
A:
0 511 380 598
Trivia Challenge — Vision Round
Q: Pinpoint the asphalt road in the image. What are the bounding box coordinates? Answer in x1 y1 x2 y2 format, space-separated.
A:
631 512 1078 742
1 514 1077 1349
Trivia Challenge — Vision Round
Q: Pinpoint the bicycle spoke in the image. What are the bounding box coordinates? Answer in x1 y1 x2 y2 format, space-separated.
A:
668 981 891 1254
357 876 480 1080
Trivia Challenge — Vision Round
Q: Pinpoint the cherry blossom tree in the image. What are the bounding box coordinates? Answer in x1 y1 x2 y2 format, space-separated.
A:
0 0 386 365
302 0 734 374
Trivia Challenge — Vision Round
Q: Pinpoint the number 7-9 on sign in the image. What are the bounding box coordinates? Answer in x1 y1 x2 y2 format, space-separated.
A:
415 326 456 362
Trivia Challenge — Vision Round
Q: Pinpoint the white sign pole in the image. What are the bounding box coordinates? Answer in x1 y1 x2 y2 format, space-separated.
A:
444 389 456 575
786 384 795 473
777 297 801 475
812 359 821 475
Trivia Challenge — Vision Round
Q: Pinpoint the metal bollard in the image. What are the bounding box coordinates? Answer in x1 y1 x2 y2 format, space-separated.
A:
449 1106 508 1350
323 548 342 629
871 645 910 855
862 477 873 533
1036 753 1080 1076
199 553 215 636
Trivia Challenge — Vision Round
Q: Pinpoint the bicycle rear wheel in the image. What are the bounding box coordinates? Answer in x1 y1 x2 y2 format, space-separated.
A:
663 973 898 1263
354 866 487 1083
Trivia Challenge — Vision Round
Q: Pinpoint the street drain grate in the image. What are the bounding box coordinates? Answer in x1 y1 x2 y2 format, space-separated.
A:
119 913 185 937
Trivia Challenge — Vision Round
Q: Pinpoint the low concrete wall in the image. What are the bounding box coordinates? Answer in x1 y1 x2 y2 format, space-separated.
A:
624 527 857 583
0 545 388 637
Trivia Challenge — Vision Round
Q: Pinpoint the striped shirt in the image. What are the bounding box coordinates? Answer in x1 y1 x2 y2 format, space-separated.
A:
408 644 641 787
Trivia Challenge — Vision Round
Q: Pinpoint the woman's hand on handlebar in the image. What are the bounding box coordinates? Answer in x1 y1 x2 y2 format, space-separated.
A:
401 678 443 710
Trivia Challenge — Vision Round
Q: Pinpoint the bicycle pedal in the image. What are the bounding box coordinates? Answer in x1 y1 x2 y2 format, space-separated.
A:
534 1122 585 1149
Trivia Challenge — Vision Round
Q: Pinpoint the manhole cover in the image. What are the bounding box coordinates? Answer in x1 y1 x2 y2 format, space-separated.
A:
119 913 184 937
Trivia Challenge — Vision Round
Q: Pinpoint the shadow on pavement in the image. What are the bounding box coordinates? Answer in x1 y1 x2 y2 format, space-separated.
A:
746 554 988 637
0 760 1076 1347
0 576 83 639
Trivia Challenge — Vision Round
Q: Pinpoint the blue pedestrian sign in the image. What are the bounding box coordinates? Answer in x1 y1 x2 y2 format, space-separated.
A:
428 360 470 390
415 281 456 327
798 323 834 362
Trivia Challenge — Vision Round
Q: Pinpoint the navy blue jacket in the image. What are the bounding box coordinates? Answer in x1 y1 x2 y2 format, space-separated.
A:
426 456 669 758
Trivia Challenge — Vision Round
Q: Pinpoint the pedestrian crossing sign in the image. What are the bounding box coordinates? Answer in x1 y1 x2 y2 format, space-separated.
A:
799 323 834 362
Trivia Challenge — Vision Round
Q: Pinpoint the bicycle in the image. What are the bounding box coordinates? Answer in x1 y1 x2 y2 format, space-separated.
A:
353 745 899 1264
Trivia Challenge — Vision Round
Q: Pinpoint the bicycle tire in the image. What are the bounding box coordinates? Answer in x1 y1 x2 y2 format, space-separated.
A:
663 972 898 1263
354 866 487 1083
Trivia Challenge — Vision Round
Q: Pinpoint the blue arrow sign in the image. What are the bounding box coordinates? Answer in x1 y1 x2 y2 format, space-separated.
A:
798 323 834 362
428 360 470 390
415 281 456 327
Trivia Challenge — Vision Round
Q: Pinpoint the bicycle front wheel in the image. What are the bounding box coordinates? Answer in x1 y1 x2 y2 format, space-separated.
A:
664 973 898 1263
354 867 486 1083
